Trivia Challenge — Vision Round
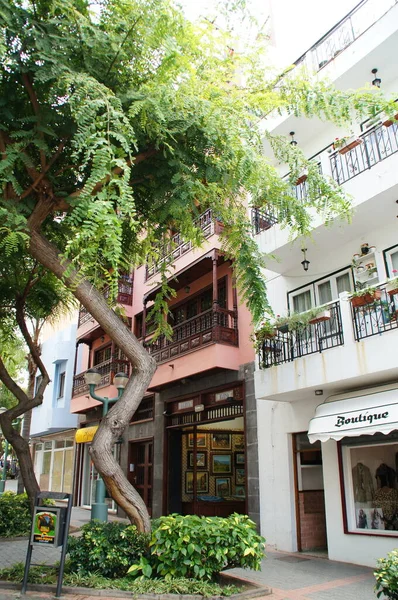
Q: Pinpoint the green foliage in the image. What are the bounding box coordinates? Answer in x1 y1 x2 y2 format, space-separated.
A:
67 520 150 578
129 513 265 580
1 0 396 333
374 550 398 599
0 563 240 597
0 492 31 537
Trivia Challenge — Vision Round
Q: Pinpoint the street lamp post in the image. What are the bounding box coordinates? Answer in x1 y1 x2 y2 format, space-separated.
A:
84 368 129 522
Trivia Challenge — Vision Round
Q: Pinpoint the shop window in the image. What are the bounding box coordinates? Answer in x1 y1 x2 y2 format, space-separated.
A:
340 435 398 536
131 396 154 422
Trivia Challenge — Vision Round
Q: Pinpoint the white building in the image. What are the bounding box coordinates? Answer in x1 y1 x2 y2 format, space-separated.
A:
30 315 78 495
255 0 398 566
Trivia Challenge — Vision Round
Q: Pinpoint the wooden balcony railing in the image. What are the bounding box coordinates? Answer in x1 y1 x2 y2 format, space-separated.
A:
146 306 238 364
78 278 133 328
145 209 223 280
72 358 130 397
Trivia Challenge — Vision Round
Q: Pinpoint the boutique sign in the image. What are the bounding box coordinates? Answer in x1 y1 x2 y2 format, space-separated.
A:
308 394 398 443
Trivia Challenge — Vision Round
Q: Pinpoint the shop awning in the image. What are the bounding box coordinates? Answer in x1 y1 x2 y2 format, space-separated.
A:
308 388 398 443
75 426 98 444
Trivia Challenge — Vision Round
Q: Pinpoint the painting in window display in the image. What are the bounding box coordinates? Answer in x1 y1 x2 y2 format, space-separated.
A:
342 439 398 535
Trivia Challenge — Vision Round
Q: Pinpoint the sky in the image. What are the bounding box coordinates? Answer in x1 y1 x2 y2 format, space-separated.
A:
180 0 360 66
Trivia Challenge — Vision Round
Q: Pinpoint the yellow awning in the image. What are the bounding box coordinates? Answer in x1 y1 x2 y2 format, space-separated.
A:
75 426 98 444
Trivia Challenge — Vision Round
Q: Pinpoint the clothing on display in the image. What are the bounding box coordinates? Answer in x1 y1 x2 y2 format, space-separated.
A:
352 462 374 503
375 463 396 488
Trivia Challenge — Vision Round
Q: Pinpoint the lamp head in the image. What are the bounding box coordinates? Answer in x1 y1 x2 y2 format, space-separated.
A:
113 372 129 389
84 368 101 387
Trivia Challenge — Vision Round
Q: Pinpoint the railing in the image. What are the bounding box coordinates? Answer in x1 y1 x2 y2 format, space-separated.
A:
251 208 278 234
72 358 130 397
351 283 398 340
294 0 398 74
146 307 238 364
330 122 398 184
77 278 133 328
259 301 344 369
145 209 223 280
166 402 243 428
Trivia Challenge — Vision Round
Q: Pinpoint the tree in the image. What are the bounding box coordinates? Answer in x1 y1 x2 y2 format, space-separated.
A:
0 0 396 530
0 251 76 501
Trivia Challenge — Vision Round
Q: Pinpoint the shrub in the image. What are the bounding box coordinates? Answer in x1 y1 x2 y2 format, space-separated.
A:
375 550 398 599
67 521 150 578
129 513 265 580
0 492 31 537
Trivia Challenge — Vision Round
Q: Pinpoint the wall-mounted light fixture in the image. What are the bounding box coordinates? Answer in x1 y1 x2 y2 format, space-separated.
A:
315 389 324 396
371 68 381 88
290 131 298 146
301 248 310 272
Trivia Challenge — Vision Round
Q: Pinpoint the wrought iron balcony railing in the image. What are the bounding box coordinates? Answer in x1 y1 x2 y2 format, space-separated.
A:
330 121 398 184
146 306 238 364
258 301 344 369
72 358 130 397
145 209 223 280
351 283 398 341
251 208 278 234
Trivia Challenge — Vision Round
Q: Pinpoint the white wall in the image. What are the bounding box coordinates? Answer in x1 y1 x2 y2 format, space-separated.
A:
31 321 78 436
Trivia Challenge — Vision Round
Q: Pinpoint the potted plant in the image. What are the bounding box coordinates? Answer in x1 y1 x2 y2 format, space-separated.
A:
274 315 290 334
306 306 331 325
386 270 398 296
360 242 370 255
333 135 362 155
350 284 382 307
286 312 310 332
374 549 398 599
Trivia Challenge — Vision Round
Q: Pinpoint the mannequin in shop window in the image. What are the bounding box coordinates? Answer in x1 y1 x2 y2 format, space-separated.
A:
373 463 398 531
352 462 374 503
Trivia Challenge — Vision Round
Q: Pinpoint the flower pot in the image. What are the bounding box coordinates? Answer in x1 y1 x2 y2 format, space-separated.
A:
308 310 331 324
360 243 370 255
338 137 363 155
296 170 308 186
386 283 398 297
382 113 398 127
351 289 382 307
276 324 289 334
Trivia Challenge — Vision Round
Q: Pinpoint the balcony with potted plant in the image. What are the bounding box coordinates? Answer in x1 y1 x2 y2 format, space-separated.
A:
351 282 398 341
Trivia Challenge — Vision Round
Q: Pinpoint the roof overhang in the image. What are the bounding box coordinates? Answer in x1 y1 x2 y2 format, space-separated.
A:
308 388 398 443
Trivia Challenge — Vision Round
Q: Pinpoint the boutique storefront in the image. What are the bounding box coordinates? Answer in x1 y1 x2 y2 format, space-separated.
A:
257 383 398 567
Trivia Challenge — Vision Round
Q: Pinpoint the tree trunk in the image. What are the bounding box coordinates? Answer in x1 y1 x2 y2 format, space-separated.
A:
0 412 39 507
17 353 36 494
28 230 157 532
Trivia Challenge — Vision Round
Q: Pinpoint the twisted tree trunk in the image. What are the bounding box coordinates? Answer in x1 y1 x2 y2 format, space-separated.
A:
28 230 157 532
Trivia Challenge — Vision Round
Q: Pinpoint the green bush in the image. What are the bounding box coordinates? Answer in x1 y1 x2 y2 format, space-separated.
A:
375 550 398 599
67 521 150 578
0 492 31 537
129 513 266 580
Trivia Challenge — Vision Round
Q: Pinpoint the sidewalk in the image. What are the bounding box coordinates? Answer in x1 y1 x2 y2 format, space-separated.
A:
0 510 378 600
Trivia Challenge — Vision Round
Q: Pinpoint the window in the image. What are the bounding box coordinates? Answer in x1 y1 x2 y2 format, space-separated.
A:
340 434 398 536
58 372 66 398
384 245 398 277
289 268 353 312
35 375 43 394
131 396 154 422
170 279 227 325
94 345 111 365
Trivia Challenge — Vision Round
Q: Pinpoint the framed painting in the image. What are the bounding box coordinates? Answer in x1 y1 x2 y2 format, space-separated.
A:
211 433 231 450
235 485 246 498
187 451 207 469
235 468 245 485
211 453 232 474
235 452 245 465
185 471 209 494
188 433 207 448
215 477 231 498
234 434 244 450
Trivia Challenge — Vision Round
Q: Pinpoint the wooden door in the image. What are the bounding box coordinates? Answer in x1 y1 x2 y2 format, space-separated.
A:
128 440 153 516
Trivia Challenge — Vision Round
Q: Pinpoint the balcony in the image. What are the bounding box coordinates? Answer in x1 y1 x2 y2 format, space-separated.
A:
258 301 344 369
351 283 398 340
292 0 398 74
146 307 238 365
145 209 223 280
77 277 133 331
72 358 130 398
